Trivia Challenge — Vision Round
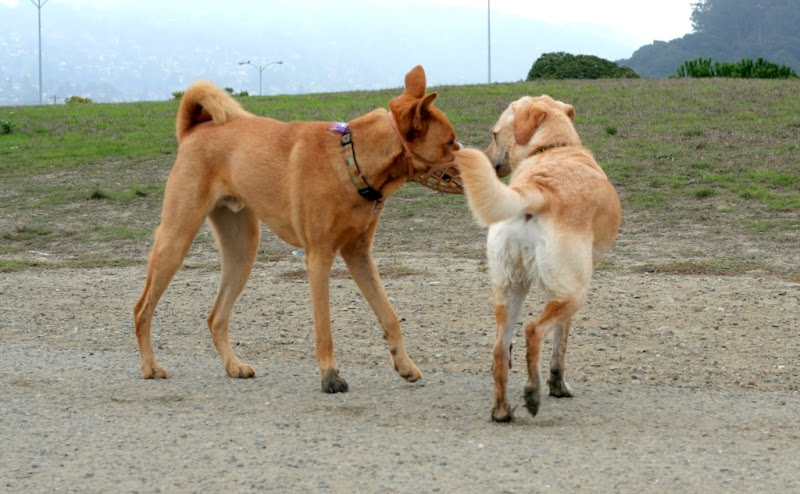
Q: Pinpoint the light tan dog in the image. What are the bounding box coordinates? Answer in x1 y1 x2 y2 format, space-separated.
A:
455 95 621 421
134 66 460 393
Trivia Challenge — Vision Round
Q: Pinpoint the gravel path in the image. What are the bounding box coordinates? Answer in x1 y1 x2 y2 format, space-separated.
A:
2 256 799 492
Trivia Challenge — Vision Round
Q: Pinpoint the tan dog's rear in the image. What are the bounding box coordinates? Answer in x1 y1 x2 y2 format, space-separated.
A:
455 95 621 422
134 66 460 393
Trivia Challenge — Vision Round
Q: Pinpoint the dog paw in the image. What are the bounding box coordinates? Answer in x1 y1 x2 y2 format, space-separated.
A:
141 362 168 379
491 405 514 423
321 369 349 393
394 360 422 383
523 385 541 417
226 363 256 379
547 377 574 398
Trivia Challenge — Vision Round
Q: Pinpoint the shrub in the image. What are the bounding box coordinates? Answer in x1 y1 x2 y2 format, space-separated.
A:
171 90 185 100
65 95 93 104
676 57 797 79
527 52 640 80
0 119 14 135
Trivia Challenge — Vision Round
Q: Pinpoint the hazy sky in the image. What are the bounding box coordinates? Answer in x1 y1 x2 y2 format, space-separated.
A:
3 0 695 47
1 0 697 103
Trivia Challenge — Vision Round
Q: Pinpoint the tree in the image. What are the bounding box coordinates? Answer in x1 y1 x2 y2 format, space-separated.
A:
620 0 800 77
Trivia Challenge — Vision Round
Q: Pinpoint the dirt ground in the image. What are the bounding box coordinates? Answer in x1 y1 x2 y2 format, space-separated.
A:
1 214 799 493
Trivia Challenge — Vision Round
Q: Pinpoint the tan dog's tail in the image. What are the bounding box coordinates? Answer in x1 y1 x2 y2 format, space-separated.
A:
454 148 546 226
175 80 251 142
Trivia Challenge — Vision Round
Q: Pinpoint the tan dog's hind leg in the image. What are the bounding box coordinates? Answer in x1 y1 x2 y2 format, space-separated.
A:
341 244 422 384
490 282 528 422
206 206 260 378
134 195 207 378
305 249 349 393
548 317 575 398
523 299 580 417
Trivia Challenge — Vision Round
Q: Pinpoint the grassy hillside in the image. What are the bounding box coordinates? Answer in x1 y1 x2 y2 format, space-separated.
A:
1 79 798 277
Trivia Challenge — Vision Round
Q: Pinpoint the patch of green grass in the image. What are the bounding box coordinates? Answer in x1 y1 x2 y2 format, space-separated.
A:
636 259 766 276
1 225 53 241
89 188 110 200
692 187 716 199
682 128 704 137
627 190 667 208
746 219 774 235
0 256 143 272
0 259 47 272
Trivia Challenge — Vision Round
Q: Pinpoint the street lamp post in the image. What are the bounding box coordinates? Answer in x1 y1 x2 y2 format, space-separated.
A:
238 60 283 96
30 0 49 105
487 0 491 84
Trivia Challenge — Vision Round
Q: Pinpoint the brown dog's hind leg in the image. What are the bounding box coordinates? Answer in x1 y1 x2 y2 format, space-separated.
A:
341 243 422 384
547 318 575 398
134 205 206 379
306 249 349 393
206 206 260 378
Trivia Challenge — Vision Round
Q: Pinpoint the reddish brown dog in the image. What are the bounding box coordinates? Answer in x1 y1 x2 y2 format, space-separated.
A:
134 66 459 393
455 95 621 421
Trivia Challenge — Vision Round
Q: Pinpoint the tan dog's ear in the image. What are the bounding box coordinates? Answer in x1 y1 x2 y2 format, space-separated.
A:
413 92 438 131
561 102 575 121
513 101 546 145
404 65 427 98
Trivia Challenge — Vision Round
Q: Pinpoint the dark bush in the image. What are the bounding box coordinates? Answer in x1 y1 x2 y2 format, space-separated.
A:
65 95 93 104
0 119 14 135
527 52 640 80
676 57 797 78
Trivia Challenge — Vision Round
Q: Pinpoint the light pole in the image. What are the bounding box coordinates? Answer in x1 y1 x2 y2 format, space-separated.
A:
487 0 491 84
238 60 283 96
30 0 49 105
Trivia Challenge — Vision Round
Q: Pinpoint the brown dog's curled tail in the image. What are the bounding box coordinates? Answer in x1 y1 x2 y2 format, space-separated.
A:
175 80 252 142
454 148 546 227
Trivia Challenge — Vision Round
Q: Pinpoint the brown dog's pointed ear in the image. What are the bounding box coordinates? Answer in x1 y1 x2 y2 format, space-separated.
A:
404 65 427 98
413 92 438 130
513 101 546 145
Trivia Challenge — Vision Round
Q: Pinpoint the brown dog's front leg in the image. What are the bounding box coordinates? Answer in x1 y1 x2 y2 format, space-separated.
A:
341 246 421 383
306 250 348 393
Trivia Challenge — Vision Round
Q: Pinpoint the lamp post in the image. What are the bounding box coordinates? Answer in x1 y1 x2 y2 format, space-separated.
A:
30 0 49 105
238 60 283 96
487 0 491 84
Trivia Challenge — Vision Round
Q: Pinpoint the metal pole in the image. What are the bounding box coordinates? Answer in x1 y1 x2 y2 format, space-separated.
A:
31 0 49 105
238 60 283 96
487 0 491 84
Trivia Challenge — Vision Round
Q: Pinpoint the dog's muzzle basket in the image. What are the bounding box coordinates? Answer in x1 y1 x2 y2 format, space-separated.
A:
413 163 464 194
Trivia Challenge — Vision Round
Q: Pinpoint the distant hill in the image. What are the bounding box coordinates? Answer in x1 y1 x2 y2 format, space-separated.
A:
619 0 800 77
